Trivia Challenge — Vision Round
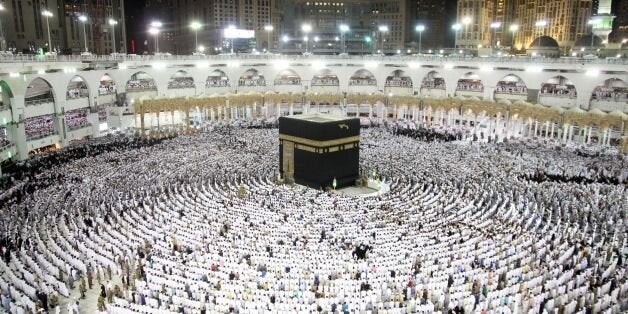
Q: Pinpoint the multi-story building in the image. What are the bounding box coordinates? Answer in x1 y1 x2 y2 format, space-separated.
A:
413 0 452 50
284 0 409 54
159 0 283 55
613 0 628 42
455 0 593 54
63 0 127 55
0 0 125 55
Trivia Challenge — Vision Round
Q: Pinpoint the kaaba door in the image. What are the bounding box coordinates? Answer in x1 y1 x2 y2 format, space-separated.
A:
282 141 295 181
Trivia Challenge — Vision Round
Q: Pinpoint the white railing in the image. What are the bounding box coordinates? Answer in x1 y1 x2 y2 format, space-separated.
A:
68 123 92 131
26 131 57 141
25 98 54 106
0 53 626 65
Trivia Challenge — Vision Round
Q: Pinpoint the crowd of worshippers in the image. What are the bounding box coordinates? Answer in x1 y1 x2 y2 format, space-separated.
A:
64 109 90 131
168 78 195 89
540 84 578 98
98 83 116 95
0 128 9 148
421 78 446 90
23 115 56 140
0 119 626 314
456 80 484 92
591 87 628 101
391 124 464 142
126 80 156 91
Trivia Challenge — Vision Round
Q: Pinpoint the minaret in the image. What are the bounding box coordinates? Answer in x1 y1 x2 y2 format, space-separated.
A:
590 0 615 44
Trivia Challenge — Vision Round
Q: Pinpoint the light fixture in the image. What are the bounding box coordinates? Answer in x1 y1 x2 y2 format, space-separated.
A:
415 24 425 32
301 24 312 33
490 22 501 29
509 24 519 32
264 25 274 31
451 23 462 31
339 24 349 33
378 25 389 32
282 35 289 43
462 17 472 25
535 20 547 27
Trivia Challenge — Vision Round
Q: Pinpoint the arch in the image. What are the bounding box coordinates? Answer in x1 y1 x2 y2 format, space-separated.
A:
591 78 627 102
311 69 339 86
539 76 577 107
239 69 266 87
349 69 376 86
0 81 14 99
25 78 55 105
420 71 446 97
206 70 230 88
168 70 195 89
385 70 413 88
126 71 157 92
99 74 117 96
274 69 301 86
494 74 528 99
66 75 90 99
0 80 13 112
456 72 483 92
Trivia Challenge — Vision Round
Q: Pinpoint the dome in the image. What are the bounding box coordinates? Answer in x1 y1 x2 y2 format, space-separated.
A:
528 36 559 48
574 34 603 47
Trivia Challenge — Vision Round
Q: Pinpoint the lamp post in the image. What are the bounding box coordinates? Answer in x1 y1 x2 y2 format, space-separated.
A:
301 24 312 54
190 21 202 54
490 22 501 49
281 35 289 52
42 10 54 53
78 15 89 53
378 25 388 54
109 19 118 54
0 4 6 52
462 16 472 49
509 24 519 54
587 19 599 51
415 24 425 55
264 25 274 52
452 23 462 50
339 24 349 55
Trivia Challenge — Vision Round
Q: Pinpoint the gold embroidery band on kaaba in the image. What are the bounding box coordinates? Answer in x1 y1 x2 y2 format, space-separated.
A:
279 134 360 149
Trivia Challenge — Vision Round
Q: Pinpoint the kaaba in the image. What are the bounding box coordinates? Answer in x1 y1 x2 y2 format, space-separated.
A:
279 114 360 189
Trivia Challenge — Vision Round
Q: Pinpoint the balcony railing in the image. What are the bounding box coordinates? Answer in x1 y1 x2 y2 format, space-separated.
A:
26 130 57 141
0 53 626 65
68 123 92 131
25 98 54 106
0 141 12 152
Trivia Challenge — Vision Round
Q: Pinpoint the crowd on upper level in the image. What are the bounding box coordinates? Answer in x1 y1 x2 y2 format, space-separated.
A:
540 84 578 99
456 80 484 92
168 78 195 89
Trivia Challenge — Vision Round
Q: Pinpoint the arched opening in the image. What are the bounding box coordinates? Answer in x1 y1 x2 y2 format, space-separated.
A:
66 76 89 99
385 70 413 96
274 69 301 86
494 74 527 101
239 69 266 87
126 72 157 92
25 78 55 106
455 72 483 97
168 70 195 89
0 80 13 112
590 78 627 112
349 69 376 86
206 70 230 88
385 70 413 88
420 71 446 98
99 74 117 96
539 76 577 108
311 69 339 87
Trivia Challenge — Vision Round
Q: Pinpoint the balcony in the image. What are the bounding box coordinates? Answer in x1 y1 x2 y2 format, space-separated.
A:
24 98 55 118
65 96 90 112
